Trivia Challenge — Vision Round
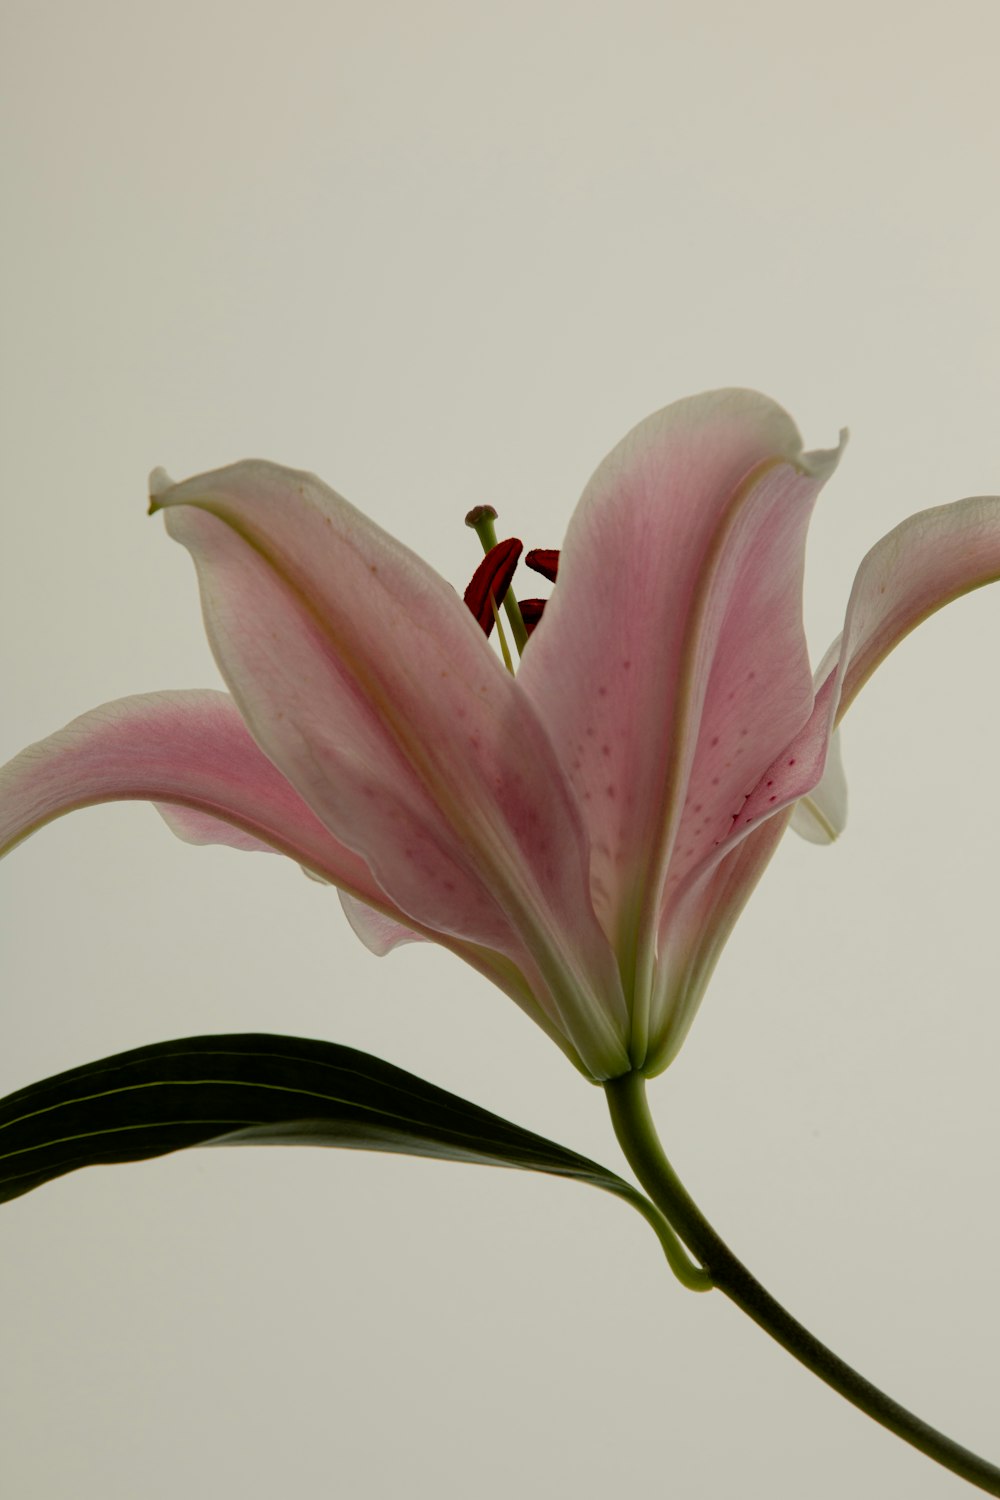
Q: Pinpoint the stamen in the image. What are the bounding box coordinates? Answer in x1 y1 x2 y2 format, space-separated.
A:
518 598 547 636
491 596 515 674
525 548 559 582
465 506 529 654
463 537 523 636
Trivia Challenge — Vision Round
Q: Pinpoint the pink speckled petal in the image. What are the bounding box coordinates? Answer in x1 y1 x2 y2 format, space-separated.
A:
518 390 840 1056
649 814 791 1074
0 688 584 1046
658 440 843 901
335 887 596 1071
156 802 286 854
338 890 426 956
726 493 1000 846
835 494 1000 716
0 689 385 901
152 462 628 1077
645 493 1000 1067
789 729 847 844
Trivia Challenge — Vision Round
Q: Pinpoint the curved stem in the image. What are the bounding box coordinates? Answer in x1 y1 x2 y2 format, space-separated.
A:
604 1070 1000 1496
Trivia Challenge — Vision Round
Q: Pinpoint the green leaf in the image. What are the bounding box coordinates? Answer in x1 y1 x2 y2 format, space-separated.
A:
0 1032 711 1289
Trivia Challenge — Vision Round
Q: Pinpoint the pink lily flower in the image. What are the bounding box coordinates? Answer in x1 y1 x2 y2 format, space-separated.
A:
3 390 999 1080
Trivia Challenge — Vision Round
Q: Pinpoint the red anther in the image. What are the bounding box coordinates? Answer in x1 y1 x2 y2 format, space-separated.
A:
518 598 546 635
463 537 523 635
525 548 559 582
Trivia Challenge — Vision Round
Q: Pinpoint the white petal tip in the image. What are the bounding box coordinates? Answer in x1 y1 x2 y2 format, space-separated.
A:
790 795 842 844
800 428 849 482
148 467 175 510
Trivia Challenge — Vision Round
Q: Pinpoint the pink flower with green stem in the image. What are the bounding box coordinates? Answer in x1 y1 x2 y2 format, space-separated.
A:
3 389 1000 1493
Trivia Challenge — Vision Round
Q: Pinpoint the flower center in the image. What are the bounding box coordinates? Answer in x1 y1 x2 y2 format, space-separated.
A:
463 505 558 670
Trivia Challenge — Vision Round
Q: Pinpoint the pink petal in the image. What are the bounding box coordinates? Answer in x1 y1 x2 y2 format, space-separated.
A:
151 461 629 1078
338 890 426 955
0 688 578 1050
648 814 791 1074
334 886 592 1069
645 493 1000 1069
732 494 1000 842
517 390 840 1041
659 442 843 898
836 494 1000 716
788 729 847 844
156 802 284 853
0 690 391 899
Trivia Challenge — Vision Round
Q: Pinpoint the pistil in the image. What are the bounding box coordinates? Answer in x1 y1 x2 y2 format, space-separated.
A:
465 505 529 654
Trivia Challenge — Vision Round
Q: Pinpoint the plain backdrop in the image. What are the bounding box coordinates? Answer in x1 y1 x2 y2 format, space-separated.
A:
2 2 999 1496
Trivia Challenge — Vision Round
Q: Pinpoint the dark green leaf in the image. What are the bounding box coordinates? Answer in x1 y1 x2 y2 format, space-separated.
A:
0 1032 710 1288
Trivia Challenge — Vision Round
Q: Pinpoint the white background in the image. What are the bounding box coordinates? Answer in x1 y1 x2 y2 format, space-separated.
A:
2 2 999 1496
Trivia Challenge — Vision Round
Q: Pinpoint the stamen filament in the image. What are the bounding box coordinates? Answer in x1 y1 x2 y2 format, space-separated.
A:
491 596 515 675
465 505 529 655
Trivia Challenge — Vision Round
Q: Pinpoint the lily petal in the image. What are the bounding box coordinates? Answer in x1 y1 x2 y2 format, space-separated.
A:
334 883 597 1070
835 495 1000 719
659 438 844 897
338 890 426 955
0 687 588 1057
155 801 287 854
646 493 1000 1070
518 390 840 1058
789 729 847 844
649 814 792 1074
786 639 847 845
0 689 383 899
733 494 1000 840
151 461 629 1078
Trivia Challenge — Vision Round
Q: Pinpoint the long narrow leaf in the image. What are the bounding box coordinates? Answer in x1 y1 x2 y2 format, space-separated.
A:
0 1032 710 1288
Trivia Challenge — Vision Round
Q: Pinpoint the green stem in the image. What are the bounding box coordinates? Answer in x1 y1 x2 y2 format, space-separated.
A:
604 1070 1000 1496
